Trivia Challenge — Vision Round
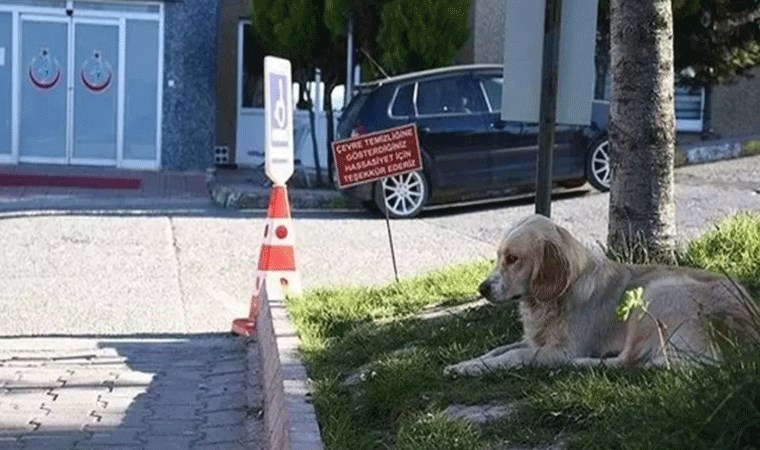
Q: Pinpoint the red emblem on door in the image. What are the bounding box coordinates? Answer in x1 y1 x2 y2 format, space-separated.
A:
80 50 113 93
28 47 62 91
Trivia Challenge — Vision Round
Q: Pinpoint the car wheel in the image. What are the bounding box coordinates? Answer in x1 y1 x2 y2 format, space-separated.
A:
586 137 611 192
373 171 429 219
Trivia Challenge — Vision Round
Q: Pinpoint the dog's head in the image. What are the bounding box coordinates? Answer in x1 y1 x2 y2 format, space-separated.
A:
479 214 586 304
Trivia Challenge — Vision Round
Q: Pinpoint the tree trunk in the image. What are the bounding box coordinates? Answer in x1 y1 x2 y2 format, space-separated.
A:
608 0 677 264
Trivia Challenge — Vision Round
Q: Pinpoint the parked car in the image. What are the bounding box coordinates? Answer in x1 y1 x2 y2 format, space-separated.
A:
334 64 611 219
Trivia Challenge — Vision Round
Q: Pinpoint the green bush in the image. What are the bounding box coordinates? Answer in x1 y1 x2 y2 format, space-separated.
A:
680 211 760 296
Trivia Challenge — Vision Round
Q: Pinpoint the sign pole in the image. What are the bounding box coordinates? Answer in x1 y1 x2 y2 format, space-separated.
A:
535 0 563 218
382 181 400 283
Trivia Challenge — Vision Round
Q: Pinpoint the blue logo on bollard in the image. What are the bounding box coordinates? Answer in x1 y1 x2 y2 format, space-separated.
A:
269 73 289 147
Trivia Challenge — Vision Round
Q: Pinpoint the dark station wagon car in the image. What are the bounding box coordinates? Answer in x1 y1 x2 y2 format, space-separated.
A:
334 64 611 218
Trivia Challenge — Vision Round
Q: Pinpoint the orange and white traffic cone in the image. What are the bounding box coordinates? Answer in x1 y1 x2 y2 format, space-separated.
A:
232 184 302 337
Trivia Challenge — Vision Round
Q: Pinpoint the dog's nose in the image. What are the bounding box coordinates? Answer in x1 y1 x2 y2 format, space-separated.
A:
478 281 491 299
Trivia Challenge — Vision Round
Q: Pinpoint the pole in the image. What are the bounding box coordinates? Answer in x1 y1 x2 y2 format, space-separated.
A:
344 14 355 108
382 180 400 283
535 0 563 218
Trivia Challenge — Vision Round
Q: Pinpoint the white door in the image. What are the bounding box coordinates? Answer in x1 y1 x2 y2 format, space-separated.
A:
71 18 120 165
18 15 69 163
18 15 121 166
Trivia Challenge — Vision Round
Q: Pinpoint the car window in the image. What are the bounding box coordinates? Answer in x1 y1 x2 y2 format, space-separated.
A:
416 75 488 116
480 76 503 112
390 84 415 117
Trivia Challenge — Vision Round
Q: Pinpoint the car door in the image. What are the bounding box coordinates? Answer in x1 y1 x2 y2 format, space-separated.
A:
413 73 493 197
475 73 539 190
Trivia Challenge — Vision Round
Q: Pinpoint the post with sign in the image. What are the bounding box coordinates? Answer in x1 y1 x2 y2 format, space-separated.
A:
501 0 599 218
231 56 301 337
331 123 424 283
264 56 294 186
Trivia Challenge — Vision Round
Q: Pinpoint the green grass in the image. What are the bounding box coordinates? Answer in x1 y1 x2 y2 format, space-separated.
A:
741 139 760 157
286 212 760 449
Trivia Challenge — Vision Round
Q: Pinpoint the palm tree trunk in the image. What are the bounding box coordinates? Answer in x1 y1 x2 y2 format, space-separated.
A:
608 0 677 263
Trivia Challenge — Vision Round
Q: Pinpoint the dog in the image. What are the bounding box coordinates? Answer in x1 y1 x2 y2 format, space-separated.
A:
444 214 758 376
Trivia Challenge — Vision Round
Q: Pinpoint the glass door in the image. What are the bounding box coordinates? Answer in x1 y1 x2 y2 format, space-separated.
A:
71 18 120 164
18 15 69 163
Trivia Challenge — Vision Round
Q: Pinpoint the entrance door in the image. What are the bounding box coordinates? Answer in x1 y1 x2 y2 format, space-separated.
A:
19 16 69 162
71 19 120 165
18 15 120 165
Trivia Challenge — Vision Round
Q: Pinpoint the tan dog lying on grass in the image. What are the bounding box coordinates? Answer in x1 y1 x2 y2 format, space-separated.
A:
445 214 758 377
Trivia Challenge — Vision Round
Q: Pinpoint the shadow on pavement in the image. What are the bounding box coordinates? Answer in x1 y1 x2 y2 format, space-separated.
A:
0 333 261 449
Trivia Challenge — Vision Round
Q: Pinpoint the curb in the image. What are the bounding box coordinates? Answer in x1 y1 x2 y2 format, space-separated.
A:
675 135 760 167
209 181 361 211
253 279 324 450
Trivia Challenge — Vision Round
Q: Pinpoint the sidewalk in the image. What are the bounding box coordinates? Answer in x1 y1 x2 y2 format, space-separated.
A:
0 336 262 449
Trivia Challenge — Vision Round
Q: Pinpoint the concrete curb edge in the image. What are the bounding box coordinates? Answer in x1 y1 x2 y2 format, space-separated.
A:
254 279 324 450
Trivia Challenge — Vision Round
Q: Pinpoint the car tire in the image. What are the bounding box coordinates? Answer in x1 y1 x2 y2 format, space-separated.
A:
373 170 429 219
586 136 611 192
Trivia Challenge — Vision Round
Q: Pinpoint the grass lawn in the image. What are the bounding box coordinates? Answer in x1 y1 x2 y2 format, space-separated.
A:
286 212 760 450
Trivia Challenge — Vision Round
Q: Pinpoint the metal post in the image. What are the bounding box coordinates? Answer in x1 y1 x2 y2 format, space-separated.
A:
344 14 354 107
535 0 563 217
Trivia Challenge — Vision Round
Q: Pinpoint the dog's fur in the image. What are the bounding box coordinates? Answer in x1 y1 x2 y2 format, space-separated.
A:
444 214 758 376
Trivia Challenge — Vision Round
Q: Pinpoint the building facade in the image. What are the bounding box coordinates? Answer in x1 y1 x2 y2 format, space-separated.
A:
0 0 218 172
463 0 760 141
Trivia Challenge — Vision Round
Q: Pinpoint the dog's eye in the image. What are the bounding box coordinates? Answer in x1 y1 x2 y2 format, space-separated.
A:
504 254 518 266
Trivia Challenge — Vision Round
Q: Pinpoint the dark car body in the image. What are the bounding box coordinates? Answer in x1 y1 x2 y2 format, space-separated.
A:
335 64 609 212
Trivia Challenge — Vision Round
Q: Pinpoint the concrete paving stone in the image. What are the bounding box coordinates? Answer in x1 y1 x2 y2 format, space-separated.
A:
197 383 240 399
97 394 151 411
89 410 151 428
146 405 201 421
0 437 22 450
202 373 245 386
30 411 99 431
201 394 247 413
205 361 246 375
18 432 89 449
144 389 201 406
192 443 245 450
139 436 195 450
110 372 156 387
145 419 204 436
0 393 51 412
100 387 150 398
78 427 145 447
6 371 65 389
192 425 246 446
199 410 246 428
47 387 110 404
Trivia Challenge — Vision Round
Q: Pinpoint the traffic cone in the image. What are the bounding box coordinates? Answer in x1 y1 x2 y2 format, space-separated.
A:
232 184 302 337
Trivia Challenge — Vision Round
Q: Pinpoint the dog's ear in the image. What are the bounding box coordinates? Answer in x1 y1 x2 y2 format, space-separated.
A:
530 239 570 303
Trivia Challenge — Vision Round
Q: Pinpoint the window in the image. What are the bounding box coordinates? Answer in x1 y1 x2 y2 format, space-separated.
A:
416 75 488 116
240 23 265 109
674 86 705 132
390 84 415 117
480 76 503 112
593 69 705 132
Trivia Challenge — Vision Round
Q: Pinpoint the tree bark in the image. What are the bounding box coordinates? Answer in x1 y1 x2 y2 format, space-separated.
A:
608 0 677 263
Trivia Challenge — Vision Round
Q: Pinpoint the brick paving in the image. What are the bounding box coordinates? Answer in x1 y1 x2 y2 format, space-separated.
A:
0 337 259 450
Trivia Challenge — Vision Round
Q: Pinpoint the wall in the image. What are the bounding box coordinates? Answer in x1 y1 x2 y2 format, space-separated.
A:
471 0 506 64
216 0 251 164
161 0 219 170
710 67 760 138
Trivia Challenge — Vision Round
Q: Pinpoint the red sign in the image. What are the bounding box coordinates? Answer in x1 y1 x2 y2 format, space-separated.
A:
331 123 423 189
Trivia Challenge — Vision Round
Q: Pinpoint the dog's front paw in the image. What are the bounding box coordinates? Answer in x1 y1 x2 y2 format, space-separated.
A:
443 360 489 377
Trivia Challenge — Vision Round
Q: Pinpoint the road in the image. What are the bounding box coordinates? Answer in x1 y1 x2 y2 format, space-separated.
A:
0 155 758 448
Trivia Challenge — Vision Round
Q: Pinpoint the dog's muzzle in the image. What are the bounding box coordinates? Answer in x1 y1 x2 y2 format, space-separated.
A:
478 280 491 299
